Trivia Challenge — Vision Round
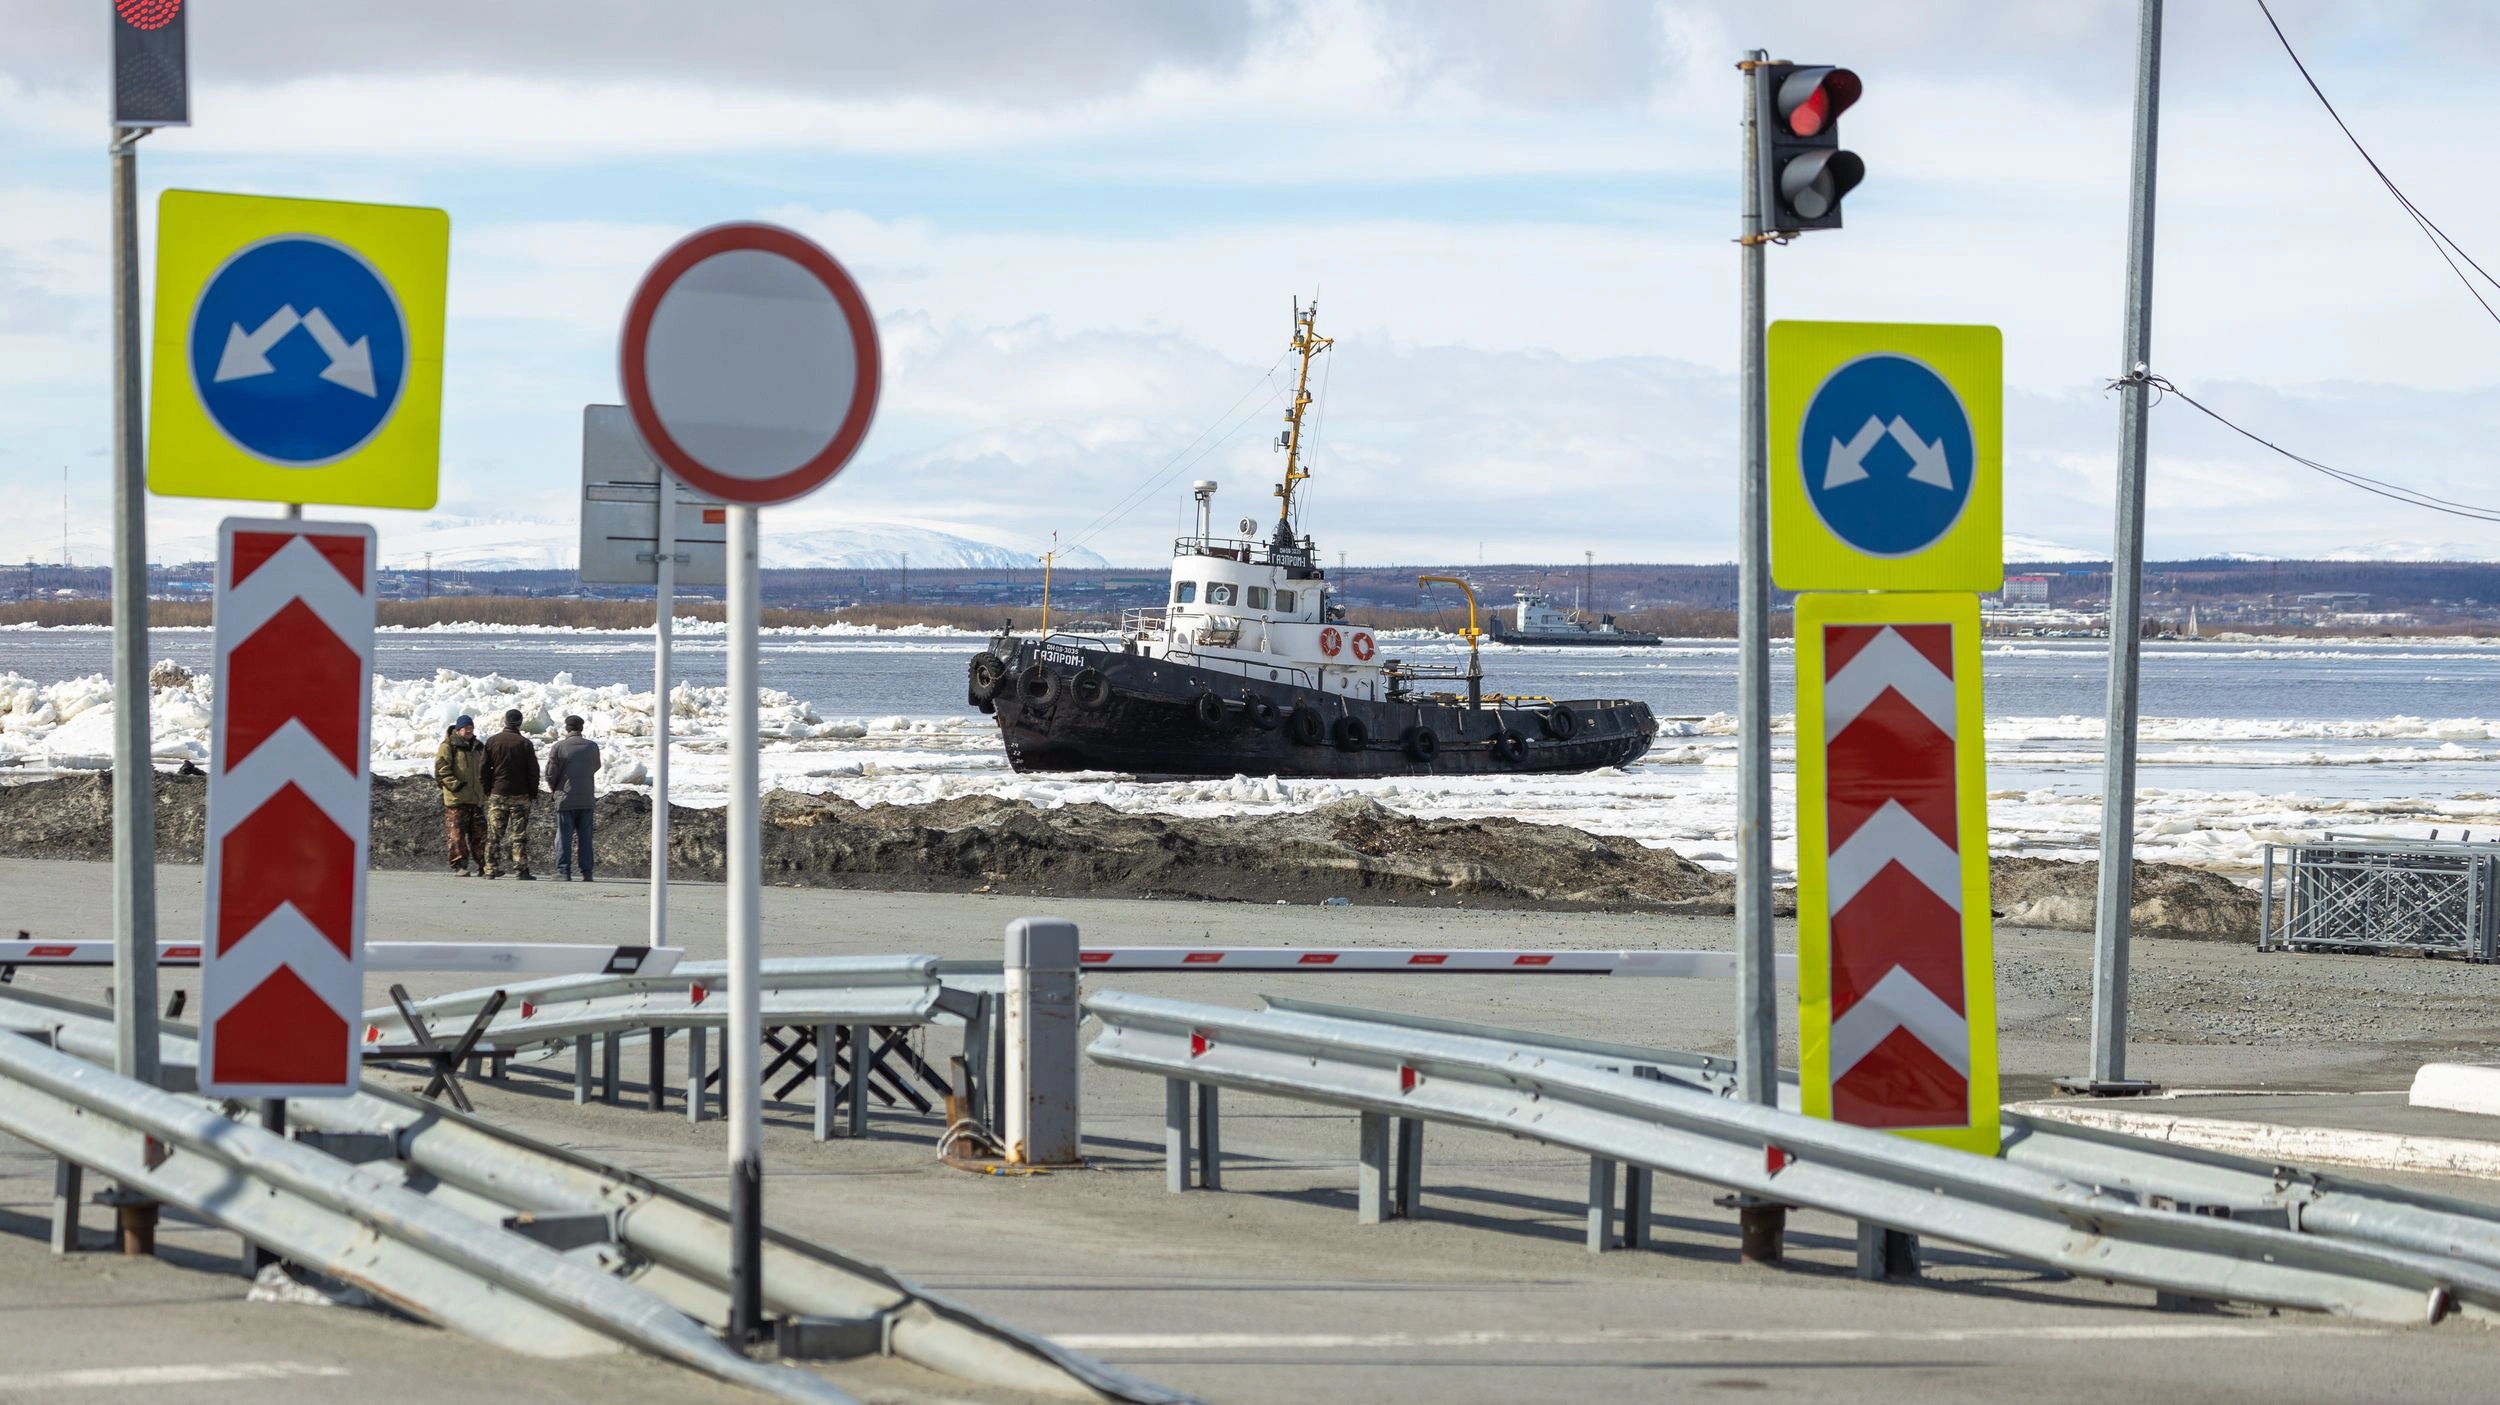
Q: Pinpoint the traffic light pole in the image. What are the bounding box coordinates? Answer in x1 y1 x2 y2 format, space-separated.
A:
110 123 161 1098
1734 49 1786 1263
2069 0 2165 1097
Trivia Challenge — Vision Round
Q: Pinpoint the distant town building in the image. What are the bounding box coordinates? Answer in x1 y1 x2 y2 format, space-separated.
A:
2002 575 2050 606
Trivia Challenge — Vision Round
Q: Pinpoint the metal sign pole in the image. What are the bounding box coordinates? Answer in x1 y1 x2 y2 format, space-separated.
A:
1734 49 1784 1261
109 124 160 1096
648 470 675 949
2074 0 2164 1097
725 503 764 1342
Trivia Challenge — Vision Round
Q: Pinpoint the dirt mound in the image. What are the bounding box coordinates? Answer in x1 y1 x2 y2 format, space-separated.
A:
1990 856 2260 942
0 775 1724 912
0 773 2256 928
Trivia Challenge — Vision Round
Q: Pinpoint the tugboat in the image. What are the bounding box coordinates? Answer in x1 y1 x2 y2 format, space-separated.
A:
1487 589 1663 647
965 301 1658 778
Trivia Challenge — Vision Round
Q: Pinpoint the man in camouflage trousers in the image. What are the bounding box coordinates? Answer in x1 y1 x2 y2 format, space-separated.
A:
433 715 486 876
481 707 541 880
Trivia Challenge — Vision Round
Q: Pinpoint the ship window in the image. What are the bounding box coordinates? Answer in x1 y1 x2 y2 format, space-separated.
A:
1275 590 1296 613
1246 586 1269 610
1174 582 1197 604
1208 583 1237 606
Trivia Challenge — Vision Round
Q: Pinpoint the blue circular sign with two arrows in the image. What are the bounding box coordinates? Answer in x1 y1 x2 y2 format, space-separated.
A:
187 235 409 467
1797 353 1975 558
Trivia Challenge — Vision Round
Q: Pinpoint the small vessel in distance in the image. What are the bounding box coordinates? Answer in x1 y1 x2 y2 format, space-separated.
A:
1487 589 1662 647
965 299 1658 779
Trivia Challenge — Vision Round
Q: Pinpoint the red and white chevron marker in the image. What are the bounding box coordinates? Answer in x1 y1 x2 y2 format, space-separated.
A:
198 518 377 1098
1796 592 1997 1155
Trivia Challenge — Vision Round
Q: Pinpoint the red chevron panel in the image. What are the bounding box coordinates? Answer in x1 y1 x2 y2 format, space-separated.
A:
1830 861 1967 1020
231 530 367 593
1826 686 1958 850
1822 623 1953 682
1832 1025 1969 1129
216 783 355 957
210 965 349 1088
221 599 364 775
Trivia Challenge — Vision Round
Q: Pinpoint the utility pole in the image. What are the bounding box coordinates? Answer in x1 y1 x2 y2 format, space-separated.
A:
423 550 434 600
899 550 909 605
1734 48 1782 1263
2066 0 2165 1097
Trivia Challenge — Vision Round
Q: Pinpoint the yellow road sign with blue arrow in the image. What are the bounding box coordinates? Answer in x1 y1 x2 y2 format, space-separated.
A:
1769 321 2001 593
149 190 448 509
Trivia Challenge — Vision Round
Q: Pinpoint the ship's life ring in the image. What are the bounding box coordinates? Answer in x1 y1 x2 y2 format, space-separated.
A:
1020 664 1059 710
1497 729 1527 764
1319 626 1343 657
1541 702 1578 740
1402 724 1439 763
1289 704 1326 746
1193 690 1230 729
1350 632 1376 661
1244 694 1280 731
1072 667 1113 711
967 653 1007 704
1332 715 1369 751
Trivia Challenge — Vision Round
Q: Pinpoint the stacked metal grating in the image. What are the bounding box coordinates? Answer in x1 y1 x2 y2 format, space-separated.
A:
2261 838 2500 960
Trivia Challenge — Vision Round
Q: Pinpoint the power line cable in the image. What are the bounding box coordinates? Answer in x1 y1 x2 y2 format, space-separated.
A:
2256 0 2500 324
2128 369 2500 523
1058 345 1294 555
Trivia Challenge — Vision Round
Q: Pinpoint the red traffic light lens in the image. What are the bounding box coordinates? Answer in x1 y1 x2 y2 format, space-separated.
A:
1777 67 1861 138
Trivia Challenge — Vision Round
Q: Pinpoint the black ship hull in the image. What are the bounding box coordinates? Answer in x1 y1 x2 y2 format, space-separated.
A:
971 638 1657 778
1488 626 1664 647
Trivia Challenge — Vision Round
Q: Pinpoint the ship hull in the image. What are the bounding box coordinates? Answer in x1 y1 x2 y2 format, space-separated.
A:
973 639 1656 778
1488 627 1664 648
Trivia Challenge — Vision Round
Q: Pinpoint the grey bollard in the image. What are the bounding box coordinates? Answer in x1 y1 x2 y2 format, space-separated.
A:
1004 917 1082 1166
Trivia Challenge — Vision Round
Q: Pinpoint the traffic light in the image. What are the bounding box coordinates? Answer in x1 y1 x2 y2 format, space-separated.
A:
1757 63 1861 233
112 0 191 128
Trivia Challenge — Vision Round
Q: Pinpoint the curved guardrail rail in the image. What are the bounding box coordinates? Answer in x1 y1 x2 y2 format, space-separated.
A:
1086 989 2500 1326
0 985 1188 1405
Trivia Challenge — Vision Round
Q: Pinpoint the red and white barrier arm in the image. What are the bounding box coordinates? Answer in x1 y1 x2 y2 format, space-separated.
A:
0 942 683 977
1076 948 1798 978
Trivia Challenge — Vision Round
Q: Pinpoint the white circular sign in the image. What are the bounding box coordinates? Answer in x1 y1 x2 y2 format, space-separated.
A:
619 223 880 505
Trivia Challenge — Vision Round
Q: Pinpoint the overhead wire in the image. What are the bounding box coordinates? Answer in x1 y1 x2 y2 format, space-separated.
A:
2128 370 2500 524
1059 345 1295 556
2255 0 2500 324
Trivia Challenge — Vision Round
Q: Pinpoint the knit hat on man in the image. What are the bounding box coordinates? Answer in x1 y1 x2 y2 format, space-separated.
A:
454 715 474 730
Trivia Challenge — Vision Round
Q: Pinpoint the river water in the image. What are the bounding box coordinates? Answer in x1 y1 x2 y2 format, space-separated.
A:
7 624 2497 873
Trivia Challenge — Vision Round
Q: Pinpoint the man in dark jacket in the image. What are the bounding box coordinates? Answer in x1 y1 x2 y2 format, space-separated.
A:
480 708 540 880
433 715 486 876
543 714 600 881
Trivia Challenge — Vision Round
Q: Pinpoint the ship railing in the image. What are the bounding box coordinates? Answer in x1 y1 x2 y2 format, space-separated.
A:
1121 607 1169 638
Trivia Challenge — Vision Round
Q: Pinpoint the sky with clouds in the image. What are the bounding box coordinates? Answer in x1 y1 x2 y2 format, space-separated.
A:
5 0 2500 570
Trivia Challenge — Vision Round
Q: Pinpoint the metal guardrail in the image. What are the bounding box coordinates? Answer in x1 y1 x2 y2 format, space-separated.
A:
357 955 958 1050
1086 990 2500 1325
2261 839 2500 959
0 986 1188 1405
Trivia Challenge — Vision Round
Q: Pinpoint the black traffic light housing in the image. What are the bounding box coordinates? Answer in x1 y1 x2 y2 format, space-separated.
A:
112 0 191 128
1756 63 1861 233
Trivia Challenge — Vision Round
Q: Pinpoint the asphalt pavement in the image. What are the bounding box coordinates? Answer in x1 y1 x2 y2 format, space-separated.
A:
3 858 2498 1403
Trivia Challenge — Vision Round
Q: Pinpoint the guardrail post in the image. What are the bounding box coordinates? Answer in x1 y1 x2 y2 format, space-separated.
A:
1196 1085 1222 1191
647 1027 666 1112
687 1025 708 1125
1358 1112 1391 1224
1856 1224 1919 1281
1164 1079 1191 1193
50 1159 82 1254
844 1027 868 1138
812 1022 836 1141
602 1031 621 1104
1394 1118 1423 1219
574 1038 592 1104
1623 1167 1652 1249
1587 1156 1618 1252
1004 918 1081 1165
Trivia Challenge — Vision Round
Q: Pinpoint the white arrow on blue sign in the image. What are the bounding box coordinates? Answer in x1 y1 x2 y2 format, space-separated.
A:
186 235 409 468
1797 354 1975 558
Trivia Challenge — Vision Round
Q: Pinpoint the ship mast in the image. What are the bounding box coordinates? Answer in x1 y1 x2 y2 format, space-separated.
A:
1273 297 1332 536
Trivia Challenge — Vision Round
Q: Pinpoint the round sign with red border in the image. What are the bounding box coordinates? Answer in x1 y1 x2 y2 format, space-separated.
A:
619 222 880 507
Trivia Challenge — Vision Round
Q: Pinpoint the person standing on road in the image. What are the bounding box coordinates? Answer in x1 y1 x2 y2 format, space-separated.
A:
544 714 601 881
432 715 486 876
481 707 541 880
